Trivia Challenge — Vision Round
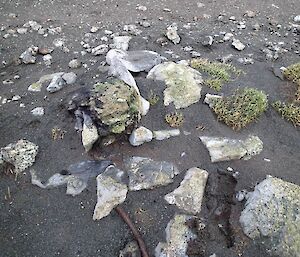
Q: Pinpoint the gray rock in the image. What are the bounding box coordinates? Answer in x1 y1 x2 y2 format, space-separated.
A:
166 23 180 44
90 26 99 33
68 59 81 69
28 72 64 92
92 44 109 55
232 39 245 51
17 27 28 34
20 46 38 64
119 241 140 257
124 156 179 191
155 214 196 257
294 15 300 23
111 36 131 51
123 24 142 35
237 57 254 65
200 135 263 162
62 72 77 84
43 54 52 66
240 176 300 257
153 129 180 141
0 139 38 175
82 123 99 152
129 126 153 146
46 75 66 93
147 62 203 109
31 107 44 116
204 93 223 108
223 33 234 41
93 166 128 220
202 35 213 46
165 167 208 214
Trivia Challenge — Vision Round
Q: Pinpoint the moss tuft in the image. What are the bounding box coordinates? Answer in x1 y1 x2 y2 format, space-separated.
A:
272 101 300 127
283 62 300 102
165 112 184 128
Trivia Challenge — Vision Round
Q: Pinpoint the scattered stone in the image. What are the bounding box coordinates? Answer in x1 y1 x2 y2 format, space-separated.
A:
244 10 256 18
153 129 180 141
200 135 263 162
165 167 208 214
166 23 180 44
28 72 64 92
147 62 203 109
82 122 99 152
294 15 300 23
93 166 128 220
20 46 38 64
0 139 38 175
155 215 196 257
111 36 131 51
129 126 153 146
136 5 147 11
202 35 213 46
62 72 77 84
123 24 142 35
119 241 140 257
223 32 234 41
53 38 65 47
237 57 254 65
43 54 52 66
68 59 81 69
90 26 99 33
124 157 179 191
12 95 21 101
2 79 14 85
46 74 66 93
232 39 245 51
91 44 109 55
236 190 248 202
38 47 54 55
17 27 28 34
140 21 151 28
240 176 300 257
252 23 260 30
31 107 44 116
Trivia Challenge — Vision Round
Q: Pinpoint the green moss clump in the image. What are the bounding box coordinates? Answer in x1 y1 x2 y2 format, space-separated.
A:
283 62 300 102
272 101 300 127
211 88 268 130
147 90 160 106
165 112 184 128
191 58 243 91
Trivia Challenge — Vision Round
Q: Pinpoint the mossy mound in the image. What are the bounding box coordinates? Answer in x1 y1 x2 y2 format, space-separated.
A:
165 112 184 128
283 62 300 102
211 88 268 130
272 101 300 127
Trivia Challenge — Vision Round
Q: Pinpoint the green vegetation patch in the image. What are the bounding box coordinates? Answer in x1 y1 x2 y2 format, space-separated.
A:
211 88 268 130
191 58 243 91
283 62 300 102
165 112 184 128
272 101 300 127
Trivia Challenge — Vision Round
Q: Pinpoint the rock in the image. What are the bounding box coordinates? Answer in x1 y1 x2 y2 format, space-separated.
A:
202 35 213 46
46 74 66 93
20 46 38 64
123 24 142 35
237 57 254 65
119 241 141 257
111 36 131 51
129 126 153 146
204 93 223 108
136 5 147 11
91 44 109 55
31 107 44 116
68 59 81 69
223 32 234 41
82 123 99 152
140 21 151 28
90 26 99 33
153 129 180 140
165 167 208 214
166 23 180 44
124 157 179 191
232 39 245 51
272 67 285 80
28 72 64 92
62 72 77 84
294 15 300 23
155 215 196 257
43 54 52 66
244 10 256 18
12 95 21 101
240 176 300 257
0 139 38 175
38 47 54 55
147 62 203 109
200 135 263 162
93 166 128 220
17 27 27 34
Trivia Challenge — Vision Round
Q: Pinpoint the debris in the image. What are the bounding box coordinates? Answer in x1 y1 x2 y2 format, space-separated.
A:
240 176 300 257
200 135 263 162
165 112 184 128
31 107 44 116
232 39 245 51
111 36 132 51
155 215 196 257
0 139 38 175
136 5 147 11
20 46 38 64
93 166 128 220
147 62 203 109
164 167 208 214
28 72 64 92
244 10 256 18
119 241 141 257
129 126 153 146
166 23 180 44
68 59 82 69
124 157 179 191
153 129 180 140
31 160 112 196
12 95 21 101
46 74 66 93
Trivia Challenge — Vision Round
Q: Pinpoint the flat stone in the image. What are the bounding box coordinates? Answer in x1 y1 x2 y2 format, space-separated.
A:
294 15 300 23
28 72 64 92
111 36 132 51
31 107 44 116
153 129 180 140
124 156 179 191
200 135 263 162
46 75 66 93
204 93 223 108
240 176 300 257
165 167 208 214
62 72 77 84
92 44 109 55
147 62 203 109
82 123 99 152
232 39 245 51
129 126 153 146
166 23 180 44
155 215 196 257
20 47 38 64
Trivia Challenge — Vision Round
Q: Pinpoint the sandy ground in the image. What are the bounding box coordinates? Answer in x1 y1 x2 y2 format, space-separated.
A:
0 0 300 256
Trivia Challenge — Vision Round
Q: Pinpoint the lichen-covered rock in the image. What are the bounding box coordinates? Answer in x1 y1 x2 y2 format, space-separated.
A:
155 215 196 257
240 176 300 257
164 167 208 214
147 62 203 109
200 135 263 162
0 139 38 175
124 157 179 191
93 166 128 220
129 126 153 146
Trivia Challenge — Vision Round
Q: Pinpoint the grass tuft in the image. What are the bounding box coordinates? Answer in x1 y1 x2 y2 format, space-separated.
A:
272 101 300 127
165 112 184 128
283 62 300 102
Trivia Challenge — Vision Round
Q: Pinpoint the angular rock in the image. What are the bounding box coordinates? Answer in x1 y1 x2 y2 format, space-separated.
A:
20 46 38 64
124 157 179 191
232 39 245 51
62 72 77 84
93 166 128 220
0 139 38 175
129 126 153 146
294 15 300 23
31 107 44 116
123 24 142 35
204 93 223 108
240 176 300 257
200 135 263 162
92 44 109 55
43 54 52 66
153 129 180 141
147 62 203 109
165 167 208 214
119 241 140 257
166 23 180 44
46 74 66 93
82 123 99 152
155 215 196 257
111 36 131 51
68 59 81 69
28 72 64 92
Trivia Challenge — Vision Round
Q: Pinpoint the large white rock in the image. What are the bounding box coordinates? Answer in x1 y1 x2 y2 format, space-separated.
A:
165 167 208 214
129 126 153 146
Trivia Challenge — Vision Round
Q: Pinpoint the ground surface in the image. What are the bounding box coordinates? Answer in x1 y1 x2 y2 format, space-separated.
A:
0 0 300 257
